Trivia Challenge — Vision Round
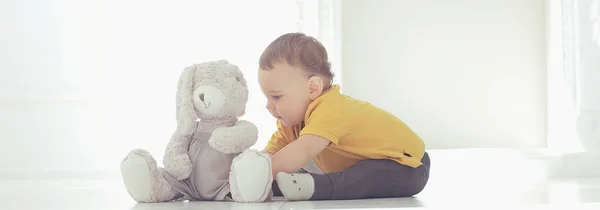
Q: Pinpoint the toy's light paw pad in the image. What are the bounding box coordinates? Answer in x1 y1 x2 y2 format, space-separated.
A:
121 154 154 202
230 150 272 202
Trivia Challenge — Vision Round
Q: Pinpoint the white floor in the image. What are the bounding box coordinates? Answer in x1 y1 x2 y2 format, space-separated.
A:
2 149 600 210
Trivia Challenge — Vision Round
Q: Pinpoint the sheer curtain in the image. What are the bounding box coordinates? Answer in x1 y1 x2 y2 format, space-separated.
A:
547 0 600 177
1 0 342 178
576 0 600 153
546 0 583 154
548 0 600 152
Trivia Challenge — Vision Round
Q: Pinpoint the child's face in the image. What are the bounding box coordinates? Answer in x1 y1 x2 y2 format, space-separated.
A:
258 62 312 127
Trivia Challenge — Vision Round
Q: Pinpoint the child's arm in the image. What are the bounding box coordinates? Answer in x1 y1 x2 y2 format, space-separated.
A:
270 134 330 177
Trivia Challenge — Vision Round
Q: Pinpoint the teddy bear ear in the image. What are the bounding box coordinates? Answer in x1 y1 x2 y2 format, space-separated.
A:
174 64 199 135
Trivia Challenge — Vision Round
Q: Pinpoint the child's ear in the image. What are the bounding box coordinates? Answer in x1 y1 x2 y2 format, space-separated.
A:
307 76 324 100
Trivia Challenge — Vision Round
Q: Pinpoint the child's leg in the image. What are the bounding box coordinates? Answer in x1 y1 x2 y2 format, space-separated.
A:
276 152 431 200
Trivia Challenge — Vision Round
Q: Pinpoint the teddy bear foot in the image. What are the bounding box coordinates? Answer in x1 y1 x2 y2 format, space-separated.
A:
229 149 273 203
120 149 179 203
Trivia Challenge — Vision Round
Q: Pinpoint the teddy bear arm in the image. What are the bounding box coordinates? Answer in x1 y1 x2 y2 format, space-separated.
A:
208 120 259 154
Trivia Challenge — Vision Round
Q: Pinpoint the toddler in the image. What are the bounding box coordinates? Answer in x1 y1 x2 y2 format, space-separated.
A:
258 32 430 200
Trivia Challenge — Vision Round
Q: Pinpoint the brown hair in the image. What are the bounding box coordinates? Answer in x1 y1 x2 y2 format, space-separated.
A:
259 32 334 88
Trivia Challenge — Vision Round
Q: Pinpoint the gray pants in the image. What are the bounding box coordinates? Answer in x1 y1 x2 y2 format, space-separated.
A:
273 152 430 200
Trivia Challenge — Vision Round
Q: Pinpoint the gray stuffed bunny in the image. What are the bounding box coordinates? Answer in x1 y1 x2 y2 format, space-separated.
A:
120 60 272 203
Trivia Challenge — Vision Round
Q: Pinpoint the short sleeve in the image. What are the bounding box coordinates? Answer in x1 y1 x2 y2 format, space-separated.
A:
264 120 292 155
300 108 349 145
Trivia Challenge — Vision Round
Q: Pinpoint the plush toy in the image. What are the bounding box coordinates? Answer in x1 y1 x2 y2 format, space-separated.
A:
120 60 273 203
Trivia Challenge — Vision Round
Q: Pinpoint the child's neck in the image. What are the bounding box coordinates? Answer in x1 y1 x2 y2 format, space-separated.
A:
323 84 332 92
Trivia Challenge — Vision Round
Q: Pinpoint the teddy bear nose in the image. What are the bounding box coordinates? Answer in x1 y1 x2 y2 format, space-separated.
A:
199 93 205 101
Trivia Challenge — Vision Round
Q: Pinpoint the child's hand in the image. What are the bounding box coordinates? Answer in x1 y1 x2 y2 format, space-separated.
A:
270 134 330 177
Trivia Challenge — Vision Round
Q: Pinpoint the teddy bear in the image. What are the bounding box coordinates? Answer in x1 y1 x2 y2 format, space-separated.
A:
119 60 273 203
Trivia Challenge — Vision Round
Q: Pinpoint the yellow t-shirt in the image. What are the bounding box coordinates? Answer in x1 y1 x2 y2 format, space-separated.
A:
264 84 425 173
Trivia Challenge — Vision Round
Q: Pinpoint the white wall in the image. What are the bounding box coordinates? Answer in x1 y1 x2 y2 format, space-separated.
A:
340 0 547 149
